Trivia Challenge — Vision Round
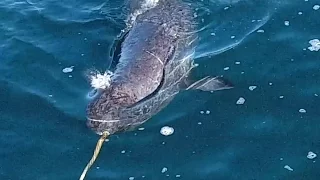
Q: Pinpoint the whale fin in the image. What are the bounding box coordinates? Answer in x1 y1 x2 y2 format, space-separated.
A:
185 76 233 91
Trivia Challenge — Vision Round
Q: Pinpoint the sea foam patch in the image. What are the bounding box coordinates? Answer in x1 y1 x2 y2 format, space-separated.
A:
89 70 113 89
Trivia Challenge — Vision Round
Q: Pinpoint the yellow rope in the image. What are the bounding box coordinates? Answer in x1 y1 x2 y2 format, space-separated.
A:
79 131 110 180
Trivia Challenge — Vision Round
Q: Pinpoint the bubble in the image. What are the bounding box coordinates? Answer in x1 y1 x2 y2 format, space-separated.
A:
205 110 210 114
138 127 145 131
129 177 134 180
224 67 230 71
308 39 320 51
299 109 307 113
249 86 257 91
284 21 290 26
236 97 245 105
284 165 293 171
257 29 265 33
313 5 320 10
160 126 174 136
161 167 168 173
307 151 317 159
62 66 74 73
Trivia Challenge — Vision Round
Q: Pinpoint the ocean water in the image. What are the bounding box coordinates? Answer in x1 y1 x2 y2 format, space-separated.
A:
1 0 320 179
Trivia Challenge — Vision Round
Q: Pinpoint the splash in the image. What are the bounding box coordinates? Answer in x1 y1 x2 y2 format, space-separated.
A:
88 70 113 90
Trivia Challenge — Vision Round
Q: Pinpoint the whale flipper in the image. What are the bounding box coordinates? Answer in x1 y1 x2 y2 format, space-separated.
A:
185 76 233 91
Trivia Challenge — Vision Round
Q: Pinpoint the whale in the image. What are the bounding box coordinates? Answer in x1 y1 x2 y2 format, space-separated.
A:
79 1 234 179
86 0 233 136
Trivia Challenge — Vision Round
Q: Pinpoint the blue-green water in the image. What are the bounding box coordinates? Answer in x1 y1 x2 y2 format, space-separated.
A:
1 0 320 179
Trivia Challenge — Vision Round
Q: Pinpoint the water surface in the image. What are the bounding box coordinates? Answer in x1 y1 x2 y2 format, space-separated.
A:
1 0 320 179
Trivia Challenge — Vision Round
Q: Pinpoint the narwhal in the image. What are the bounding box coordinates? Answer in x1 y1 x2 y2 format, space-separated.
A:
80 0 233 179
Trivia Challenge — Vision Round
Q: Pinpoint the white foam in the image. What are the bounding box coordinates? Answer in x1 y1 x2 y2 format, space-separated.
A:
307 151 317 159
236 97 245 105
284 21 290 26
161 167 168 173
299 109 307 113
308 39 320 51
249 86 257 91
62 66 74 73
160 126 174 136
89 70 113 89
284 165 293 171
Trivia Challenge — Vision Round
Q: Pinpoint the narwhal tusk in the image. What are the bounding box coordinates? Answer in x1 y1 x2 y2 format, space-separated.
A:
79 131 110 180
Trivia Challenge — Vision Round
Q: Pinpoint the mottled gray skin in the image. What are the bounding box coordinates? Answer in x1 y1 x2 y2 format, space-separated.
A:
86 0 197 135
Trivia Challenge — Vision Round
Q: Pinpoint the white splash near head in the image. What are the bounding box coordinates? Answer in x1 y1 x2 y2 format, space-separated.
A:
89 70 113 89
126 0 160 27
